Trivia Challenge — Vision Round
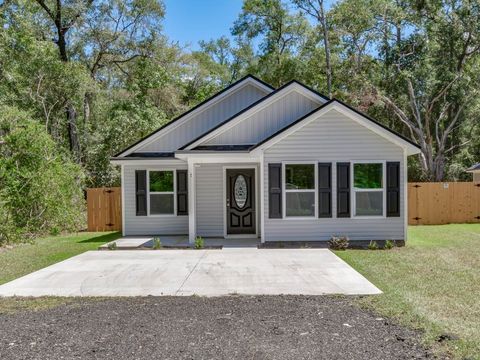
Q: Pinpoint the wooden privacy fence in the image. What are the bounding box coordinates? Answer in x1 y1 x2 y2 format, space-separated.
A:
85 183 480 231
408 182 480 225
87 187 122 232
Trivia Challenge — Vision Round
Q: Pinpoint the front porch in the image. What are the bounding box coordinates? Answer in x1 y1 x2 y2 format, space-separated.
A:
183 156 263 245
99 236 260 250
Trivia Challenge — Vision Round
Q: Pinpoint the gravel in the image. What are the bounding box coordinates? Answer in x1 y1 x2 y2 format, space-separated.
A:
0 296 434 360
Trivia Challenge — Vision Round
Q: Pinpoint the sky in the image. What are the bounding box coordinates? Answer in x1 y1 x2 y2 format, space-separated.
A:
163 0 244 50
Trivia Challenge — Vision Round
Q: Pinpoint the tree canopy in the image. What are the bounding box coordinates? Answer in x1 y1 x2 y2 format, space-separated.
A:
0 0 479 242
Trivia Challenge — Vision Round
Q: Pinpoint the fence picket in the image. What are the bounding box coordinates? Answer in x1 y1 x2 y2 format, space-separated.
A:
408 182 480 225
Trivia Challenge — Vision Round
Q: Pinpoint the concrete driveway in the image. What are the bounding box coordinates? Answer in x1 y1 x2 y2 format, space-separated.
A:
0 249 381 297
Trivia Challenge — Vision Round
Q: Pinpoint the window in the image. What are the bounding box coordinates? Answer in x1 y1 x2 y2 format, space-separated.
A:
149 170 175 215
284 164 316 217
352 162 385 217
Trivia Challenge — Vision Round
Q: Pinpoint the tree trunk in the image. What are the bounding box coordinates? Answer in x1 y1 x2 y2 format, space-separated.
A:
66 103 80 158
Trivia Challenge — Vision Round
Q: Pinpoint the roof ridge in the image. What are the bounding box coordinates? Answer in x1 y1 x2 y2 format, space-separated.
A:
114 74 274 157
179 80 327 150
250 98 420 151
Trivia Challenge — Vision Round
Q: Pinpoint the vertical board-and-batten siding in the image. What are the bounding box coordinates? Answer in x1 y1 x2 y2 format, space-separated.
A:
195 163 260 237
123 164 188 236
138 84 268 152
204 90 320 145
263 109 405 241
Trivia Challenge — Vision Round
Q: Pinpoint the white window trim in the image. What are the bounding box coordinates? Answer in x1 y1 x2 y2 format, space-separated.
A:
282 161 318 219
147 169 177 217
351 160 386 219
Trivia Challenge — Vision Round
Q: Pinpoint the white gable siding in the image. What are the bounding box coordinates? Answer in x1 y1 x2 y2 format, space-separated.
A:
203 90 319 146
263 109 406 241
137 84 268 152
123 164 188 236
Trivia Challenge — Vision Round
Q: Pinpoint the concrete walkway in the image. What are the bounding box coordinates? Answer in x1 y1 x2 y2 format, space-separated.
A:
0 249 381 297
98 236 260 249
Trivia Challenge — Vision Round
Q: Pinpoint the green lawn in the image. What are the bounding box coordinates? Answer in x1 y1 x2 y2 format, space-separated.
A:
336 224 480 360
0 232 119 314
0 232 120 286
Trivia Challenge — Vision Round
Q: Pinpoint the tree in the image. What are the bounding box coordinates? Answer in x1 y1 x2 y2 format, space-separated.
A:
0 108 85 243
33 0 94 158
293 0 333 98
375 0 480 180
232 0 310 86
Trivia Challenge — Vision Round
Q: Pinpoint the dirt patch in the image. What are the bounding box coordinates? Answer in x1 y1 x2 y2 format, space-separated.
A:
0 296 433 360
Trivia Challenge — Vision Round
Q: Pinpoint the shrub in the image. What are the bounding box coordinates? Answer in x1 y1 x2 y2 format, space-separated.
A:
329 235 349 250
107 242 117 250
194 236 204 249
368 240 379 250
384 239 395 250
0 116 85 244
152 237 162 249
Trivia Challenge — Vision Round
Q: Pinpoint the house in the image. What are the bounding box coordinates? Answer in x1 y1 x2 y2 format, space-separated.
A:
467 163 480 183
111 75 421 246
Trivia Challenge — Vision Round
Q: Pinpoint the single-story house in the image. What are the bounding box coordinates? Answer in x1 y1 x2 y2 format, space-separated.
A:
111 75 421 246
467 163 480 183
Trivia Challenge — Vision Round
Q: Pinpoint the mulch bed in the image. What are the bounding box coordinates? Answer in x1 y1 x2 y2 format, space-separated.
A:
0 296 434 359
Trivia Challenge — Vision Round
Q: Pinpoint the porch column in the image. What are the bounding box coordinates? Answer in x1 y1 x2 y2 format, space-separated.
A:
188 160 196 245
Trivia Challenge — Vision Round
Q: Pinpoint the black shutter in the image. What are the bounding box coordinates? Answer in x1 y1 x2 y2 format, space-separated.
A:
318 163 332 218
337 163 350 218
386 162 400 217
176 170 188 216
135 170 147 216
268 163 282 218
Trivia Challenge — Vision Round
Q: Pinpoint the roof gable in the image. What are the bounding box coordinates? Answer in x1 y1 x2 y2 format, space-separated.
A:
250 99 421 155
181 80 329 150
115 75 274 157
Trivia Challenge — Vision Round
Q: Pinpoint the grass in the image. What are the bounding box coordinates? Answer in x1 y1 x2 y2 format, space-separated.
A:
336 224 480 359
0 232 120 313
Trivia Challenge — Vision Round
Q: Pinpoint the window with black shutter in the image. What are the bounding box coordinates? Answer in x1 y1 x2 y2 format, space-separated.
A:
318 163 332 218
386 162 400 217
268 163 282 218
135 170 147 216
337 163 350 217
176 170 188 215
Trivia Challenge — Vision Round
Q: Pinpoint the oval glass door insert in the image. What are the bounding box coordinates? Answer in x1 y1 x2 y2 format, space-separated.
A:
234 175 247 208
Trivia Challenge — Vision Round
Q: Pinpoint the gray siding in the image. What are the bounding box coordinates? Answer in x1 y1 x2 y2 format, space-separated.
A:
205 90 319 145
123 164 188 236
263 109 406 241
138 84 268 152
195 163 260 237
195 164 224 237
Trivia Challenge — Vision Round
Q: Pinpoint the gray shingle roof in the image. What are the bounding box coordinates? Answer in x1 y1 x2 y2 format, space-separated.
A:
466 163 480 172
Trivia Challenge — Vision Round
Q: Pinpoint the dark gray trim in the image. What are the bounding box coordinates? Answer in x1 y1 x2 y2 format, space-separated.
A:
135 170 147 216
127 152 175 158
193 144 255 151
318 162 332 218
111 156 177 161
114 75 274 157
